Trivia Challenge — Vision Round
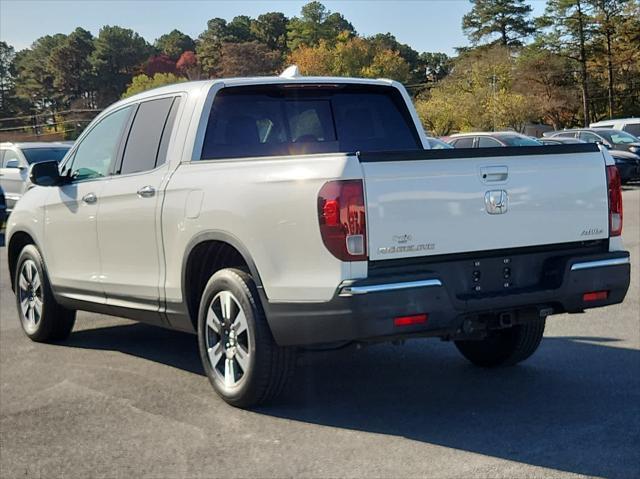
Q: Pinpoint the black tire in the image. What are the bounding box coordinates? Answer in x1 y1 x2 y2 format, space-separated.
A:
14 244 76 342
455 318 546 367
197 268 295 408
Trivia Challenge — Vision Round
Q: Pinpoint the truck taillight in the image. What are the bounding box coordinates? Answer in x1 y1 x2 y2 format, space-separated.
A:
318 180 367 261
607 165 623 237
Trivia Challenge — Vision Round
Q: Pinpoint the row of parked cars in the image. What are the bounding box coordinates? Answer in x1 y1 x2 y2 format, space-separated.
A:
427 118 640 183
1 118 639 220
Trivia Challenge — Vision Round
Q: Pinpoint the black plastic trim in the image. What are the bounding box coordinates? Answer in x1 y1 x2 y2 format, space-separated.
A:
357 143 600 162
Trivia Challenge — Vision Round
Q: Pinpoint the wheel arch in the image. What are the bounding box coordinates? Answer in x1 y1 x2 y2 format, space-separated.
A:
7 230 39 292
181 231 267 331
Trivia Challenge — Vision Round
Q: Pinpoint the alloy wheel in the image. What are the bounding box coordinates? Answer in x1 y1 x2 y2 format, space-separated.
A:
18 259 43 334
205 291 251 389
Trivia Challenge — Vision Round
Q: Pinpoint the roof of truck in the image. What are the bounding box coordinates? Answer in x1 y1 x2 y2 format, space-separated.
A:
117 71 398 105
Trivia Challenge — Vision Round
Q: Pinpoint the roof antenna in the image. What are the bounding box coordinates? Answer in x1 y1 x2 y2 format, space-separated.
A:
280 65 301 79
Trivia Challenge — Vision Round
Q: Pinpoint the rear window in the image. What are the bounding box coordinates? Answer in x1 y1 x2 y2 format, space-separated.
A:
21 147 70 164
200 85 420 160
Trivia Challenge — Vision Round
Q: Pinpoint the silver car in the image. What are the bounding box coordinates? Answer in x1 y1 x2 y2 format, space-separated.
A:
0 142 71 211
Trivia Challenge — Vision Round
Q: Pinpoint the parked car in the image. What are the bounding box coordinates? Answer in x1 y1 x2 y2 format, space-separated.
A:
544 128 640 182
427 137 454 149
590 117 640 137
5 70 630 408
543 128 640 154
0 142 71 211
447 132 543 148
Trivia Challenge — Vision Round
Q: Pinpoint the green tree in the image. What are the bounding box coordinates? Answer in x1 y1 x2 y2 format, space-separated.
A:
197 18 230 76
418 52 452 82
48 28 95 107
0 41 16 114
218 42 282 77
462 0 534 46
122 72 185 98
14 34 67 116
227 15 256 43
537 0 595 126
589 0 630 118
154 29 195 61
416 46 535 134
287 1 355 50
91 26 152 105
251 12 289 52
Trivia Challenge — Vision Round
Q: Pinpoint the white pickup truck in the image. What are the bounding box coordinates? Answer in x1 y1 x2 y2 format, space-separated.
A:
6 69 631 407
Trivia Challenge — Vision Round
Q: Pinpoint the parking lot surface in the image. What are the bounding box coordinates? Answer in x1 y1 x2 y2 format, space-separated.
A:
1 188 638 479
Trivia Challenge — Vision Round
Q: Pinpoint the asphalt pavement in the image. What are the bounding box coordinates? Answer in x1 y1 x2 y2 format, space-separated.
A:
1 188 638 478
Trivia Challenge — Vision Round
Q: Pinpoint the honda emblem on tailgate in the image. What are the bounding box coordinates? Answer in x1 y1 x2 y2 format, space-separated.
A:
485 190 509 215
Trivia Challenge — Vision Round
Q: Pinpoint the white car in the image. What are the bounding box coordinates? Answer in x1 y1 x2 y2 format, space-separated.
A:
0 142 71 211
590 117 640 137
5 69 631 407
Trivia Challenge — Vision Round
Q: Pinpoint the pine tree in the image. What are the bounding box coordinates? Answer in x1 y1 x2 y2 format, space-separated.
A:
462 0 534 47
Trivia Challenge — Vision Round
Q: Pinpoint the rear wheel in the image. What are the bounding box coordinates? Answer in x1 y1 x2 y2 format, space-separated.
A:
14 244 76 342
197 268 295 408
455 318 546 367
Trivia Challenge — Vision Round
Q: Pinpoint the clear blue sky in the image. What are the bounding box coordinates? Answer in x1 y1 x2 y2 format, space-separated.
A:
0 0 547 55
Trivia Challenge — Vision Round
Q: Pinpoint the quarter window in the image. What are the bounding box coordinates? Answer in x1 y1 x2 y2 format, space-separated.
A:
68 106 132 181
119 97 177 175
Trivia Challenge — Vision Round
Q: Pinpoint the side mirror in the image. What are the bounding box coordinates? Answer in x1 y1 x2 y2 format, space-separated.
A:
596 141 611 149
5 159 26 170
29 160 66 187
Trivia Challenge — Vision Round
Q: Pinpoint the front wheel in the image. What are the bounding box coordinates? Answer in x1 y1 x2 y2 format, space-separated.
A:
14 244 76 342
197 268 295 408
454 318 546 367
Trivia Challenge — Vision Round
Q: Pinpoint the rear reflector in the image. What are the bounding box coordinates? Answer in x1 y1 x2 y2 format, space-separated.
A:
606 165 623 237
583 291 608 302
394 314 428 327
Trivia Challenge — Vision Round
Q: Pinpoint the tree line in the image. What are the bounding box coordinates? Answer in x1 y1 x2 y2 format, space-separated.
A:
0 0 638 140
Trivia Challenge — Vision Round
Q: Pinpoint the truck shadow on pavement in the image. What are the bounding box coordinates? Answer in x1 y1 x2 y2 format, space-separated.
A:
65 324 640 478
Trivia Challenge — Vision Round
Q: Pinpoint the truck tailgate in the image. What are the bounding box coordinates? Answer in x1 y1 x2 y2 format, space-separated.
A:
360 145 609 261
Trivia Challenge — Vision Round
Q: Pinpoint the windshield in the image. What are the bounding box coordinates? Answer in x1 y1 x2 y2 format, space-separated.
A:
21 147 70 164
498 135 542 147
601 130 639 145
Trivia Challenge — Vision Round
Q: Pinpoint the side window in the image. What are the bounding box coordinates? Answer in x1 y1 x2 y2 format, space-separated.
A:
557 132 577 138
119 97 177 175
623 124 640 137
453 137 474 148
478 137 502 147
579 132 600 143
68 106 132 181
2 149 21 167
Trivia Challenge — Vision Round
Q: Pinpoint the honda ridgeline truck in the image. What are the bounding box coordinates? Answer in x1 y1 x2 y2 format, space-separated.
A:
6 68 631 407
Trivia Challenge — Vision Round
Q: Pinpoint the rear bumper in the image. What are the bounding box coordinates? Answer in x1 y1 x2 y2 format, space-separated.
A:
264 249 630 346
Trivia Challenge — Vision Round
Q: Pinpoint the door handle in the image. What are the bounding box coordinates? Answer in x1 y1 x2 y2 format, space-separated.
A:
137 185 156 198
82 192 97 204
480 166 508 182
